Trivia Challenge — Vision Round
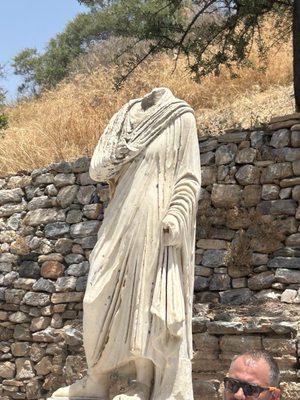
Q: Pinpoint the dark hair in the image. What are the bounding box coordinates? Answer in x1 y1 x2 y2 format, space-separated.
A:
232 350 280 387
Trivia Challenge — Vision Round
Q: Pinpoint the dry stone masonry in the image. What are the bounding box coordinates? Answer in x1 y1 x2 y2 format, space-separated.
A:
0 112 299 399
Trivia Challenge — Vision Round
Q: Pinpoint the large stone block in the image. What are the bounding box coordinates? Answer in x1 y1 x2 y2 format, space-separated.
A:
201 166 217 186
202 250 228 268
219 288 253 305
248 271 275 291
23 292 51 307
275 268 300 284
70 221 101 238
51 292 84 304
44 222 70 239
235 165 260 185
270 129 290 148
215 143 237 165
23 208 65 226
257 199 297 215
28 196 55 210
0 188 23 205
199 139 218 153
220 335 262 355
54 173 76 188
0 202 27 217
209 274 231 291
268 257 300 269
260 163 293 183
211 184 241 208
57 185 79 208
218 132 248 143
41 261 64 279
193 380 220 400
0 362 15 379
242 185 261 206
235 148 257 164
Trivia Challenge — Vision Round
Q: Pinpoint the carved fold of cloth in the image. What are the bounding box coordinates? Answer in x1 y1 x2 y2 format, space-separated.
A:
84 88 201 399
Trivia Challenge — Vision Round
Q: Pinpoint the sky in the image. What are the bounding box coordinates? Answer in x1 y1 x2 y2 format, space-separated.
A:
0 0 88 102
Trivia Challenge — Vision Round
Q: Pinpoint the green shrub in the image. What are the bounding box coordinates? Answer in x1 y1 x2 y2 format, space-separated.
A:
0 114 8 130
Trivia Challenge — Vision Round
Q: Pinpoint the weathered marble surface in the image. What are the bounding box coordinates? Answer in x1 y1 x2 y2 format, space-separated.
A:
51 87 201 400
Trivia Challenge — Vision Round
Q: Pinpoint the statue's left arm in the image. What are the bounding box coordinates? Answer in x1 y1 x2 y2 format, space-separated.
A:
162 112 201 247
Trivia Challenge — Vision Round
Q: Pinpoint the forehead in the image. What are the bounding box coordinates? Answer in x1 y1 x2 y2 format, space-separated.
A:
229 356 270 387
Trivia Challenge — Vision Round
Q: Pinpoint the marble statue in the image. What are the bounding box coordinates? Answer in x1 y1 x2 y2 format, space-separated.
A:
51 87 201 400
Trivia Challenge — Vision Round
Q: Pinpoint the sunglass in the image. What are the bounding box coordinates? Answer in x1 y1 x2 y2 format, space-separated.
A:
224 377 278 398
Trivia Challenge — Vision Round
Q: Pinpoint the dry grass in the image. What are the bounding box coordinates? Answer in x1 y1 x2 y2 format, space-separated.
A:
0 21 294 174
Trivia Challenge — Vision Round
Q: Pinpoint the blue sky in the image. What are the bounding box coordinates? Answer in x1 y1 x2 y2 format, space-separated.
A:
0 0 87 102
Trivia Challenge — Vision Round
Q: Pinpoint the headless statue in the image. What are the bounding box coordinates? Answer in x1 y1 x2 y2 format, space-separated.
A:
51 87 201 400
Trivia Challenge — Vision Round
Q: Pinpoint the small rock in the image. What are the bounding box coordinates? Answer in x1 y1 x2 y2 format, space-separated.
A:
23 208 65 226
202 250 228 267
27 196 54 210
260 163 293 183
15 359 35 379
275 268 300 284
82 204 102 220
33 173 54 186
235 165 260 185
55 276 77 292
76 186 96 205
215 144 237 165
209 274 230 291
34 356 53 375
71 156 90 173
45 184 58 196
64 254 85 265
44 222 70 239
54 173 76 188
66 209 83 224
9 311 30 324
51 292 84 304
211 184 241 208
248 271 275 290
262 184 279 200
54 238 73 255
30 316 51 332
270 129 290 148
32 278 55 293
23 292 51 307
19 261 40 279
41 261 64 279
0 188 23 206
220 288 253 305
66 262 89 277
11 342 30 357
0 361 15 378
281 289 298 303
70 221 101 238
235 148 257 164
250 131 264 148
56 185 79 208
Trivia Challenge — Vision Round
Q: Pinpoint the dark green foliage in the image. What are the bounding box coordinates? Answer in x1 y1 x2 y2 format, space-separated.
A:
12 12 109 95
0 64 6 105
0 114 8 131
0 65 8 132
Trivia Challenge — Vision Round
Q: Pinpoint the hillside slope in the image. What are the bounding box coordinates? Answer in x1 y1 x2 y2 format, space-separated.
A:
0 38 294 174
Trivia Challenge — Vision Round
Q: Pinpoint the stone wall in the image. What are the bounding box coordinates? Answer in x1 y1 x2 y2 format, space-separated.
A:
0 112 299 399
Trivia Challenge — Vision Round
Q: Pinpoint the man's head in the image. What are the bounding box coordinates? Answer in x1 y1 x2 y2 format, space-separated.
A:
224 351 281 400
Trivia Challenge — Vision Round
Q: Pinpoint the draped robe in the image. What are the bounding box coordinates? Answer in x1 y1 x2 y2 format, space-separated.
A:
83 89 201 399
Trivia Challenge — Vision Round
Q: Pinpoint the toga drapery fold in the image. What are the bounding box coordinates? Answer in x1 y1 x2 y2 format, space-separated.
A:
84 88 201 399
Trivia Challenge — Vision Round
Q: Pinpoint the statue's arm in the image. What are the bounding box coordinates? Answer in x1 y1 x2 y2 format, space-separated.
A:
162 112 201 247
